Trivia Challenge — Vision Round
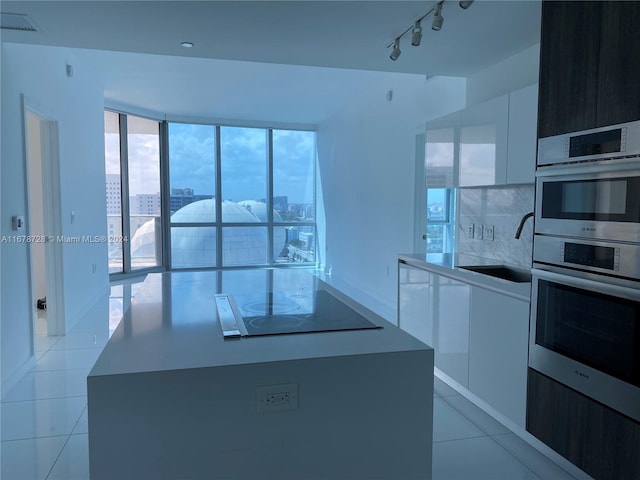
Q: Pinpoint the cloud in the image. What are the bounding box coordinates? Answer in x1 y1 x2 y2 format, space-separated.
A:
107 121 316 210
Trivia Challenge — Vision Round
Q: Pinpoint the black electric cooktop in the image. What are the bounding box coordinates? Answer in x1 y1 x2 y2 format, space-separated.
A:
216 289 382 338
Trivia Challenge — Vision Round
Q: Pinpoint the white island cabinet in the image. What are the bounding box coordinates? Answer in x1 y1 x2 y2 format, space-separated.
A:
88 270 434 480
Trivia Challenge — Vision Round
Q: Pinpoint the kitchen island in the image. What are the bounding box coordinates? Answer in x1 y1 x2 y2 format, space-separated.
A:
88 269 434 479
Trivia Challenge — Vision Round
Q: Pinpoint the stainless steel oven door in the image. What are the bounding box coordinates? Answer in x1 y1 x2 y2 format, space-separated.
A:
530 267 640 422
535 165 640 243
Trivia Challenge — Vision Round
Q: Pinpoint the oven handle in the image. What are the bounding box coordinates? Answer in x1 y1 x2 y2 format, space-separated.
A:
531 268 640 301
535 159 640 177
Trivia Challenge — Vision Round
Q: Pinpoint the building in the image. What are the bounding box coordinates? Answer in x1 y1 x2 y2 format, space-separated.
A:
130 193 161 216
169 188 213 214
105 173 121 215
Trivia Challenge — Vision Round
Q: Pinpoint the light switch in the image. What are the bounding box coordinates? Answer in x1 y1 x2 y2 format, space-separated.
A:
11 215 24 231
475 224 484 240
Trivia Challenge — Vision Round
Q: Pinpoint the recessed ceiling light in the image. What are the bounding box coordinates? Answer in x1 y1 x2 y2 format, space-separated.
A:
181 42 194 48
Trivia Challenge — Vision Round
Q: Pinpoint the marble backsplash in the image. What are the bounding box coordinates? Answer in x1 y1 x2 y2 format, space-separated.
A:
457 185 535 268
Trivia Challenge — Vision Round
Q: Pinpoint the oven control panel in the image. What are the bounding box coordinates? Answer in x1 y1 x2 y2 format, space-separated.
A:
563 242 620 271
533 234 640 281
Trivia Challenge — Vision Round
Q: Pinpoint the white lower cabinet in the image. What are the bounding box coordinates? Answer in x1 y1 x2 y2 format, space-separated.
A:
432 275 471 388
398 264 470 388
398 263 433 346
468 286 529 427
398 260 530 427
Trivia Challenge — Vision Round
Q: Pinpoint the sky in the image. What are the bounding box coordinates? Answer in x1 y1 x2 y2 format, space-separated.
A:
170 123 315 205
105 117 316 206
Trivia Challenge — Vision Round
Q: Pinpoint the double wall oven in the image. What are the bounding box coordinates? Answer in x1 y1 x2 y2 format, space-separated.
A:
530 120 640 422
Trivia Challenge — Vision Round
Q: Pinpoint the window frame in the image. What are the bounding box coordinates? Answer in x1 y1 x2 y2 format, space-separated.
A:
106 110 166 280
166 123 317 270
107 110 318 277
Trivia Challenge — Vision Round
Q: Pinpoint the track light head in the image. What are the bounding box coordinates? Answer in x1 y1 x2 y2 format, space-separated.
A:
459 0 474 9
432 2 444 31
390 37 402 61
411 20 423 46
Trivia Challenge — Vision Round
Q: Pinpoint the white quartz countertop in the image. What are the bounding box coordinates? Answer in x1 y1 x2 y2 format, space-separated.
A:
89 270 431 378
399 253 532 302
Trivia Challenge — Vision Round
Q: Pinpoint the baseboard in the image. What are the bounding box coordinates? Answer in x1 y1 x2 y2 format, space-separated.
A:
434 368 594 480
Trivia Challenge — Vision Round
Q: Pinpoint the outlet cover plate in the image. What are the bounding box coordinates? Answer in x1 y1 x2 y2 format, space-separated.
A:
256 383 298 414
483 225 494 241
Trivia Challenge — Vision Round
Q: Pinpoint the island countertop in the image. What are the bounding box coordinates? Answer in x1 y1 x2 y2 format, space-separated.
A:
89 269 431 378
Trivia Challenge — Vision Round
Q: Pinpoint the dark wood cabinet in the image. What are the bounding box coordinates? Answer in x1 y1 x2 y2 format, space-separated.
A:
526 369 640 480
537 1 600 138
538 1 640 138
596 1 640 127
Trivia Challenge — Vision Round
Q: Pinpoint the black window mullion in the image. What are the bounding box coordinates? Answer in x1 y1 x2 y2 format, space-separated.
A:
267 129 274 265
215 125 223 268
160 121 171 270
119 114 132 273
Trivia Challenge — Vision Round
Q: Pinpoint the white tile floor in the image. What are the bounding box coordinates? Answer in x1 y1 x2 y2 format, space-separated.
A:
2 277 591 480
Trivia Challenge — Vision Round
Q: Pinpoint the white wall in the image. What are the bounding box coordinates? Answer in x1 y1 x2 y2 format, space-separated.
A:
1 43 109 388
317 74 466 321
466 43 540 106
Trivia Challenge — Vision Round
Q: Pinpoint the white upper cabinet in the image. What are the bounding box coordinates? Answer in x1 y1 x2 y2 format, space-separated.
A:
424 84 538 188
425 111 460 188
507 84 539 184
459 94 509 187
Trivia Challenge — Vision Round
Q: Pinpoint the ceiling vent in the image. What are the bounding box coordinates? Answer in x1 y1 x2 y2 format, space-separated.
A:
1 13 38 32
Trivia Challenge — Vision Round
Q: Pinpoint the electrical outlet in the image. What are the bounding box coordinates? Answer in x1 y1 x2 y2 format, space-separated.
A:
257 383 298 414
468 224 475 238
483 225 494 241
475 224 484 240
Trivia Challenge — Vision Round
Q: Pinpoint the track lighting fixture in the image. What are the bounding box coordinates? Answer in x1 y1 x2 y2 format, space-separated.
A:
387 1 471 61
432 2 444 31
411 20 423 46
390 37 402 61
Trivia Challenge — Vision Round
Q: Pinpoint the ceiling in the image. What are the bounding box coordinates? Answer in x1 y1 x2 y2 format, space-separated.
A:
1 0 542 123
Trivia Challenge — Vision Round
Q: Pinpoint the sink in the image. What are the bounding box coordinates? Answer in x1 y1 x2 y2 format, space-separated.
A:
459 265 532 283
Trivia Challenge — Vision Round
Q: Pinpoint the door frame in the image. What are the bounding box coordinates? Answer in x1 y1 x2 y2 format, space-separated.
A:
22 95 66 345
414 132 427 255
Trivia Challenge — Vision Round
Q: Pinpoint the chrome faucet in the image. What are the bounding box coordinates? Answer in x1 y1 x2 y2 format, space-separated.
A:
515 212 534 239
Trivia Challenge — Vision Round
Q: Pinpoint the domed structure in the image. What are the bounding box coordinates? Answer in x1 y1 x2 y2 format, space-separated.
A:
130 199 286 268
238 200 287 257
129 217 160 262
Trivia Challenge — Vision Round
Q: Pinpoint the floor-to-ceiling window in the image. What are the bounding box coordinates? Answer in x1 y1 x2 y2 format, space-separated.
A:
168 123 217 268
106 113 317 275
167 122 317 269
104 111 163 275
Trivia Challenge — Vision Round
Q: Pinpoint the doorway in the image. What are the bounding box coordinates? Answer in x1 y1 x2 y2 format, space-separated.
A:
24 103 65 348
